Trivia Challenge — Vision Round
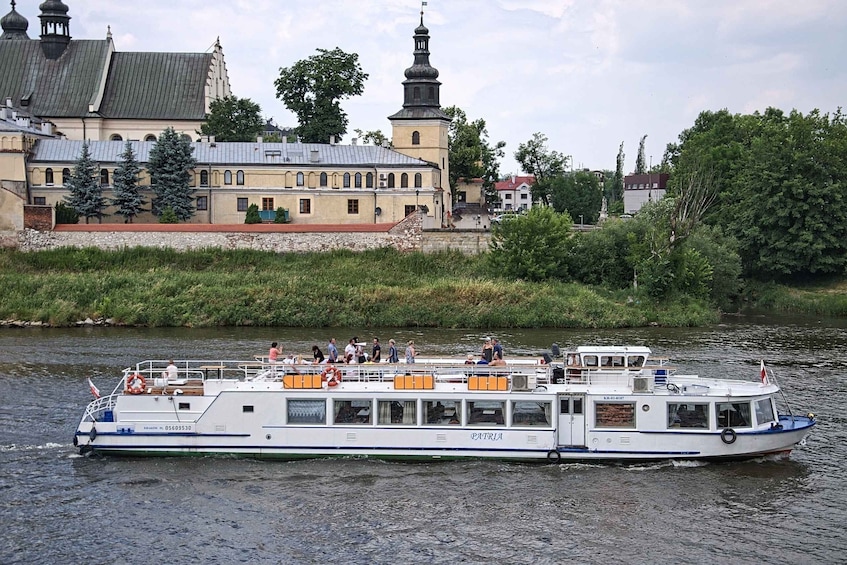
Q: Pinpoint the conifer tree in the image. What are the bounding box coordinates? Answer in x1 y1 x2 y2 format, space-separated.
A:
635 134 648 174
111 141 145 223
148 127 198 221
64 141 106 224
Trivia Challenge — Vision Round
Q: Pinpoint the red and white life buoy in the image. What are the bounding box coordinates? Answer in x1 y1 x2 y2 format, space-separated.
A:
126 373 146 394
321 365 342 387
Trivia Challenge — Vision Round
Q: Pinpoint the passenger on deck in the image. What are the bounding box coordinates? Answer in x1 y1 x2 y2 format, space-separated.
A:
372 338 382 363
490 352 506 367
345 339 356 363
162 360 178 382
492 338 503 360
269 342 281 372
387 339 399 363
465 354 476 365
482 338 494 363
405 340 416 364
312 345 325 364
327 338 338 363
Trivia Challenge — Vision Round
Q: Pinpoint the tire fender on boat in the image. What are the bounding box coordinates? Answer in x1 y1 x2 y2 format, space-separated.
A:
89 426 97 441
126 373 146 394
546 449 561 464
720 428 737 444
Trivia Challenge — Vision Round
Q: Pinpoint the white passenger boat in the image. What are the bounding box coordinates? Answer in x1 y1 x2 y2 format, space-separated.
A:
74 346 815 462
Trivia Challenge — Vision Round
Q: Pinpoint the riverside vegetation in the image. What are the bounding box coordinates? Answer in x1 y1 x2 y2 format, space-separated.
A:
0 246 722 329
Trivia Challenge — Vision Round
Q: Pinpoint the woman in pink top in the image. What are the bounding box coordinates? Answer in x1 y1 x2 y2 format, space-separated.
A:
269 342 281 371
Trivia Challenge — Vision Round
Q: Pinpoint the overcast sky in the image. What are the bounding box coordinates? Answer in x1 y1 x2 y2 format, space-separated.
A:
25 0 847 175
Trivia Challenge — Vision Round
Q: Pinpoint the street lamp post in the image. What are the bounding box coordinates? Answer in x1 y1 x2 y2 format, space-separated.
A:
579 214 583 227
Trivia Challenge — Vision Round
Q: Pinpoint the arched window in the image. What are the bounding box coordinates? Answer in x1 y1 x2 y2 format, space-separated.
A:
296 172 304 186
412 131 420 145
110 133 123 141
401 173 409 188
413 86 421 102
414 173 422 188
236 170 244 185
45 168 54 185
320 172 328 187
144 134 157 142
343 172 351 188
354 172 362 188
224 170 232 185
387 173 395 188
100 169 109 186
62 168 70 185
200 170 209 186
366 172 374 188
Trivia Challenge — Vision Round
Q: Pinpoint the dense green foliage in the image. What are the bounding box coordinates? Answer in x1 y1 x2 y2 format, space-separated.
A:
444 106 505 204
199 95 264 142
665 107 847 280
64 142 106 224
159 207 178 224
550 170 602 224
514 132 568 206
54 202 79 224
274 47 368 143
111 141 145 223
0 247 718 328
148 127 198 221
489 207 573 281
244 203 261 224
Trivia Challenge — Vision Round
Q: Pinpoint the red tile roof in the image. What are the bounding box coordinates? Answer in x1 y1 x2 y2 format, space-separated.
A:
494 176 535 192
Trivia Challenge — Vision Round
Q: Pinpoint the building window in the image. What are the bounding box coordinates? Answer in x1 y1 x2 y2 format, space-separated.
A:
505 194 512 200
343 172 351 188
62 168 70 185
100 169 109 186
412 131 420 145
299 199 311 214
320 172 328 187
110 133 123 141
347 199 359 214
414 173 422 188
366 172 374 188
224 170 232 185
296 172 304 186
387 173 395 188
200 170 209 187
45 168 54 185
144 134 157 142
236 170 245 185
33 197 46 205
196 196 208 211
261 198 274 211
404 205 416 217
354 172 362 188
457 191 466 203
237 198 248 212
401 173 408 188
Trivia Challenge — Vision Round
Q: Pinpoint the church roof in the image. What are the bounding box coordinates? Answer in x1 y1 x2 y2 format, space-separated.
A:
30 140 435 168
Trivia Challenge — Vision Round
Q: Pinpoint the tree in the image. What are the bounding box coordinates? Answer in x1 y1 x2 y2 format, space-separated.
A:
199 95 264 142
64 141 106 224
54 201 78 224
444 106 505 204
274 47 368 143
353 128 389 146
610 141 625 203
514 132 568 206
159 206 178 224
635 134 648 174
148 127 198 221
488 206 573 281
550 170 603 224
111 141 145 223
244 203 261 224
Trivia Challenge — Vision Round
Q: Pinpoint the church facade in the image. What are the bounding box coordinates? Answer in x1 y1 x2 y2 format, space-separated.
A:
0 2 452 228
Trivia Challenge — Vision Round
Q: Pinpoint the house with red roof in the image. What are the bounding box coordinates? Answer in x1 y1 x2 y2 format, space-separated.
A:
493 175 535 211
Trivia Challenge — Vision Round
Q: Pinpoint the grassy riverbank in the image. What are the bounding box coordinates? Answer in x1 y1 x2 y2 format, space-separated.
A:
0 247 720 328
744 279 847 317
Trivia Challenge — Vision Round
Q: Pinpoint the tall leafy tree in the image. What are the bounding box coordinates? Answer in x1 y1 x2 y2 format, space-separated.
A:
274 47 368 143
550 170 603 224
111 141 145 223
489 206 573 281
444 106 505 204
199 95 264 142
64 141 106 224
609 141 625 204
514 132 568 206
635 134 648 174
148 127 198 221
353 128 389 146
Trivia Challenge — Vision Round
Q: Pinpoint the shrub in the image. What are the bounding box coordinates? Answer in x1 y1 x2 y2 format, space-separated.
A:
245 203 262 224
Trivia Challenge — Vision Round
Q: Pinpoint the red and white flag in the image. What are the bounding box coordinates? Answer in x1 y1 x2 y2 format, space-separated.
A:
760 360 768 384
88 377 101 399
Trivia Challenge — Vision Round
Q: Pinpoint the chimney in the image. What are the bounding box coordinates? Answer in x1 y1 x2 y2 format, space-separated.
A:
41 122 53 135
329 135 336 146
310 149 320 163
351 138 357 146
256 135 263 143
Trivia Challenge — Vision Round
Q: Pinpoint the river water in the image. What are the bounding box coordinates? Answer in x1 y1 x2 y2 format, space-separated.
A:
1 316 845 564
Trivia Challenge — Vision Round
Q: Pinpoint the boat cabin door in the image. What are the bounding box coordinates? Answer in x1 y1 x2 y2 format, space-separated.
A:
557 394 585 447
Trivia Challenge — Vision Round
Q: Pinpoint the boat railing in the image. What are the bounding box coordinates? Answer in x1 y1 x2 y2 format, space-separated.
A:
82 393 119 422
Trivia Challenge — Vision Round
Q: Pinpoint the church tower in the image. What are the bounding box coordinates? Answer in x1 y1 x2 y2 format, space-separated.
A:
389 12 451 205
0 1 30 40
38 0 71 59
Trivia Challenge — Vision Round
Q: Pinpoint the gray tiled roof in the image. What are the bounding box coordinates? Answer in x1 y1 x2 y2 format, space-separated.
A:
29 140 433 168
0 39 210 120
99 52 212 120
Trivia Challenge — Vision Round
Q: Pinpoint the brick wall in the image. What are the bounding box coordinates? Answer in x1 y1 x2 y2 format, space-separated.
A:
23 205 53 230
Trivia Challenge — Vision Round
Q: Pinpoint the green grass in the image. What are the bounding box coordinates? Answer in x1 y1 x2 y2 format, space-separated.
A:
0 247 721 328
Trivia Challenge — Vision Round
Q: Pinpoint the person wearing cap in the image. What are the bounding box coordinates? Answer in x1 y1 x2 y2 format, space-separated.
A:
482 338 494 363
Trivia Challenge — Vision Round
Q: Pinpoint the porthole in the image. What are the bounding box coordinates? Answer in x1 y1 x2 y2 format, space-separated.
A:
642 404 650 412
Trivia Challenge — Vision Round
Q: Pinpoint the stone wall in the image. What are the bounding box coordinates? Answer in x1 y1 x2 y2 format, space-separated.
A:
420 229 491 255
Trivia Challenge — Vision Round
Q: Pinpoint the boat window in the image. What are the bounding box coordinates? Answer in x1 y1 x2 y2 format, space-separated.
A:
512 401 552 427
627 356 646 367
287 399 326 425
334 399 372 425
424 400 460 425
754 398 776 426
716 402 751 429
467 400 505 426
378 400 417 425
583 355 598 367
600 356 625 368
667 403 709 429
595 402 636 428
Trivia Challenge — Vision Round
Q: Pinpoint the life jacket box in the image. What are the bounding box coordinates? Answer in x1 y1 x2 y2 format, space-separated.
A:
103 410 114 422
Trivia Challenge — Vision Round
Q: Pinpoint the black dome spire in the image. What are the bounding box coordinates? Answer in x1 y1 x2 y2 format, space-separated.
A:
1 1 30 40
401 15 441 108
38 0 71 59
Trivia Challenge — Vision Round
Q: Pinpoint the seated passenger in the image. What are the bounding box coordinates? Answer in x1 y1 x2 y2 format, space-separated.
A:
489 352 506 366
465 354 476 365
